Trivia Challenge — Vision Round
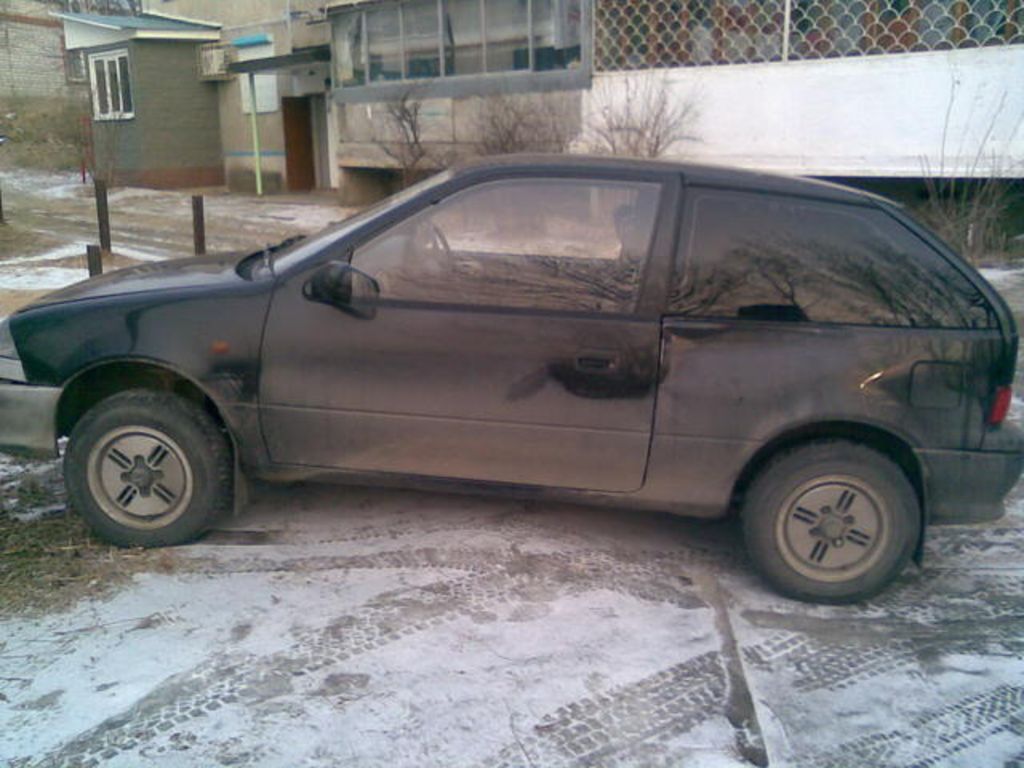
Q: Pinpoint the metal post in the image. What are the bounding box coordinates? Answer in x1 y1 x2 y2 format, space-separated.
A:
192 195 206 256
0 181 4 225
480 0 488 72
527 0 534 71
782 0 793 61
94 178 112 254
247 73 264 196
86 244 103 277
438 0 446 76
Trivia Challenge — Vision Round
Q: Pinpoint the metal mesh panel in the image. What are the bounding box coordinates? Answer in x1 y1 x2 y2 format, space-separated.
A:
595 0 1024 70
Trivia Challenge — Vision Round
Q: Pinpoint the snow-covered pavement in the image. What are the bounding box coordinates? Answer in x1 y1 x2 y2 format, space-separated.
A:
3 480 1024 768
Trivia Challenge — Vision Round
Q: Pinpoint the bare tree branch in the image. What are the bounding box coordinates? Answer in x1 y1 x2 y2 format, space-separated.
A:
373 89 431 188
588 75 699 159
474 93 578 156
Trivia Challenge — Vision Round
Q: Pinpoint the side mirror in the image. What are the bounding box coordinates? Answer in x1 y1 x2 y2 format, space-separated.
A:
303 261 380 319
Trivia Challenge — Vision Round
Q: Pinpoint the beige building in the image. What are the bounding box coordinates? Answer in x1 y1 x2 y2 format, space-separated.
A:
139 0 337 193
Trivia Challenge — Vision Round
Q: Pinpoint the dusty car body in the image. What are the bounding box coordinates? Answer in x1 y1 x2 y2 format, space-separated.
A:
0 156 1020 602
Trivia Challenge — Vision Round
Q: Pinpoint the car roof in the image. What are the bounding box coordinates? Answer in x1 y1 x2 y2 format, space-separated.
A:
452 154 891 207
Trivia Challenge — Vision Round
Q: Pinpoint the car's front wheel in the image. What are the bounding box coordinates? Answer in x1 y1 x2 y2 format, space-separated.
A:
65 389 231 547
742 440 919 603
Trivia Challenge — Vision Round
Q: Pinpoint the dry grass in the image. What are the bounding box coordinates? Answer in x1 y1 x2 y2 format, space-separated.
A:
0 461 175 617
0 96 90 172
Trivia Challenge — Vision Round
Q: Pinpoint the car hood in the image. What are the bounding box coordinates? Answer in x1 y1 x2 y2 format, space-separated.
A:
22 254 251 309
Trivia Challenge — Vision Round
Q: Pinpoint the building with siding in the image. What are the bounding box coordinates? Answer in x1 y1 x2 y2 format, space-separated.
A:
59 11 224 187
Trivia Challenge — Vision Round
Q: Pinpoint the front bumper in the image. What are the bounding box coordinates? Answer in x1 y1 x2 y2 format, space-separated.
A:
919 425 1024 524
0 382 60 458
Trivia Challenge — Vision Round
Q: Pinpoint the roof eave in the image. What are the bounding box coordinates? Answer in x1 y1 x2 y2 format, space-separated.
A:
134 30 223 41
143 10 222 29
50 12 122 31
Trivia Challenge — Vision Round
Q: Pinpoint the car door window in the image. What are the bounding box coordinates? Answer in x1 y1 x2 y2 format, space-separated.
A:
671 190 994 329
350 177 662 313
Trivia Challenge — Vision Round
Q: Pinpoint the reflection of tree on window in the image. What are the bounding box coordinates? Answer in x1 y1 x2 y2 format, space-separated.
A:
351 178 662 314
671 192 994 329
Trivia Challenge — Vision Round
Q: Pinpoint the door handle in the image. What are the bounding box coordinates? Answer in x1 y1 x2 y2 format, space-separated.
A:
575 352 620 374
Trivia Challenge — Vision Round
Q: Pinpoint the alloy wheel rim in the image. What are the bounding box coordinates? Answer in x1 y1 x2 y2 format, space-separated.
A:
86 426 193 530
775 477 887 583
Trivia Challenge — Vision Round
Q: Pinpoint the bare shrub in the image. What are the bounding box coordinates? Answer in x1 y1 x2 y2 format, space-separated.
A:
918 88 1024 264
373 90 432 188
588 75 699 159
474 93 578 155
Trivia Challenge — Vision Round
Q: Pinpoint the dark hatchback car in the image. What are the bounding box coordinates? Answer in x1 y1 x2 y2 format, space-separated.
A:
0 156 1020 602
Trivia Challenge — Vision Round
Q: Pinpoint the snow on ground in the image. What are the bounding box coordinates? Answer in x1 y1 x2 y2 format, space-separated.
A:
0 169 351 308
3 483 1024 768
979 266 1024 287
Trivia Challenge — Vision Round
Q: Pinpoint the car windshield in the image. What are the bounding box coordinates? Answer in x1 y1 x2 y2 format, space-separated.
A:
271 170 455 273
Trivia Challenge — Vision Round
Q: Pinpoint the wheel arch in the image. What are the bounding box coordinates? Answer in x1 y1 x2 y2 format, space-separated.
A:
57 359 235 455
730 420 927 557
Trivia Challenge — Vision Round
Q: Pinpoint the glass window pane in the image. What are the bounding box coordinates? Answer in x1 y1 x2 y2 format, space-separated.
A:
352 178 662 313
533 0 582 70
93 59 109 115
107 60 122 113
671 191 993 329
404 0 441 78
367 6 402 82
334 11 366 86
443 0 483 75
118 56 133 114
485 0 528 71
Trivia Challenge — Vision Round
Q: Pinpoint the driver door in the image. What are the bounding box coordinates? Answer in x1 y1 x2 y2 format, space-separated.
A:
259 172 673 492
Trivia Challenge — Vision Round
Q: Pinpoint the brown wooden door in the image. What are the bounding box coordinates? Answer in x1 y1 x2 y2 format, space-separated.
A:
282 97 315 192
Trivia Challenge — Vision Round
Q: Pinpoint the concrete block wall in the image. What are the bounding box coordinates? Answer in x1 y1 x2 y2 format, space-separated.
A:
0 0 73 99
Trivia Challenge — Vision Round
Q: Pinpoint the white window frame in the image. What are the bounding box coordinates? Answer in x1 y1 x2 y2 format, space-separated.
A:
88 50 135 121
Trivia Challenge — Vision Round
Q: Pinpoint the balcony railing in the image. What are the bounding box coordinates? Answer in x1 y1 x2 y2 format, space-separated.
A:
595 0 1024 70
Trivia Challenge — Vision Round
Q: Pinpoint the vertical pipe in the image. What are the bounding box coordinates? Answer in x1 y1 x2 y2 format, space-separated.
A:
782 0 793 61
481 0 488 72
192 195 206 257
527 0 534 71
248 73 264 196
94 178 111 253
86 244 103 277
362 11 370 84
438 0 446 76
398 2 407 78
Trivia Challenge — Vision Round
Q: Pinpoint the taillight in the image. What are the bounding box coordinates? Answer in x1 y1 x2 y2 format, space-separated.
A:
988 385 1013 426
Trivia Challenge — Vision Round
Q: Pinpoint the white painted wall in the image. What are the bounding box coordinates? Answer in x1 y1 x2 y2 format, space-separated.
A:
585 46 1024 178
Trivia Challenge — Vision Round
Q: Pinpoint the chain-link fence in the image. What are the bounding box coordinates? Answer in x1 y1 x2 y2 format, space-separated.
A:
595 0 1024 70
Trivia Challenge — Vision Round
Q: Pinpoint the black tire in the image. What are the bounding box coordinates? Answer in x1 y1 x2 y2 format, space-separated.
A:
64 389 232 547
742 440 919 604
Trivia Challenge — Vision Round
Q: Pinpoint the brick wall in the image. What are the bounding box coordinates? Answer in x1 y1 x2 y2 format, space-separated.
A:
0 0 73 99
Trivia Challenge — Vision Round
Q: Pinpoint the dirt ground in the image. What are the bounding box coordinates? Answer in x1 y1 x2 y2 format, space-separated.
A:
2 172 1024 767
0 167 349 316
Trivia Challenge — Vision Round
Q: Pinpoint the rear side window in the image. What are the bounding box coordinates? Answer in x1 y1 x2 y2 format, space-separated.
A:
670 190 994 329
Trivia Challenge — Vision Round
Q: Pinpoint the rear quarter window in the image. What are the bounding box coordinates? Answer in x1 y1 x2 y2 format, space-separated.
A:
670 190 995 329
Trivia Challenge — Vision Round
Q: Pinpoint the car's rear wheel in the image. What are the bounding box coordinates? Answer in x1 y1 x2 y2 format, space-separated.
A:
65 389 231 547
742 440 919 603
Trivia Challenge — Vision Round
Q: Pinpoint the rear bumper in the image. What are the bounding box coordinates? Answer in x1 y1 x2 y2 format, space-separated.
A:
0 382 60 458
918 426 1024 524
